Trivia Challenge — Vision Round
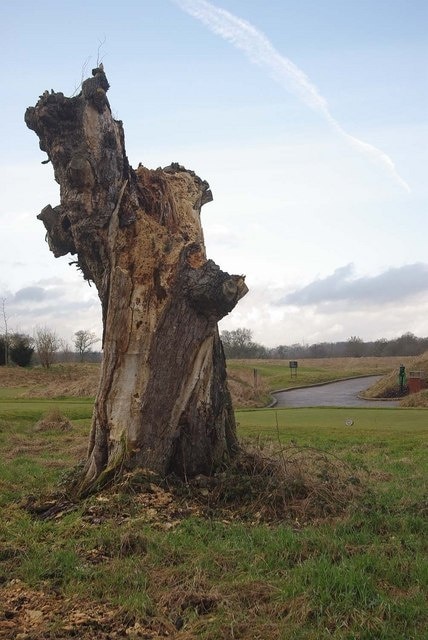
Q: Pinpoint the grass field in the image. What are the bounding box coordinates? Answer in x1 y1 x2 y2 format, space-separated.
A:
230 356 406 390
0 382 426 639
227 356 417 407
0 356 419 409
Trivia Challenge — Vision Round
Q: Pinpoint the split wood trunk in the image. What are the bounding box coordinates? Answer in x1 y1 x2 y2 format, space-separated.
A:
25 67 248 495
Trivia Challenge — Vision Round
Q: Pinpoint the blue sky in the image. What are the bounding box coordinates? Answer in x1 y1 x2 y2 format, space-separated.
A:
1 0 427 347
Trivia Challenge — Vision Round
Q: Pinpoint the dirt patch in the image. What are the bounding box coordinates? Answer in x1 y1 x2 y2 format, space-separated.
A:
0 579 181 639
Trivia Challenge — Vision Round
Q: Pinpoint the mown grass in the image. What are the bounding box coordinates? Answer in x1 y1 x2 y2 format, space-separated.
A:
237 407 427 456
0 397 426 638
0 398 93 422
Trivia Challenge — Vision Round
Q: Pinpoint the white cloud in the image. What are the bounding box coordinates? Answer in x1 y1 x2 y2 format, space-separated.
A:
219 269 428 347
14 286 47 302
1 277 101 345
280 263 428 306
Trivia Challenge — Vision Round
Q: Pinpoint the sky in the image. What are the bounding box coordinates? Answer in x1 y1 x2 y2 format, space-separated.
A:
0 0 427 348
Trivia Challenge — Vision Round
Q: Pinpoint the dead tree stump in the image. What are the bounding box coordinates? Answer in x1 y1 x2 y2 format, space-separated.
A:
25 67 248 494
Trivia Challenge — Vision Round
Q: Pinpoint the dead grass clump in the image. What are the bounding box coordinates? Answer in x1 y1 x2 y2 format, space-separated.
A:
399 389 428 407
227 373 269 408
81 530 149 565
362 374 406 399
279 593 314 624
151 443 366 525
163 588 221 616
34 407 73 432
197 444 364 523
6 439 55 462
231 580 276 609
119 530 149 557
150 568 221 633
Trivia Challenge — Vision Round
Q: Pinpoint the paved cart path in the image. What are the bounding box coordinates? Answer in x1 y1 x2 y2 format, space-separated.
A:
272 376 399 408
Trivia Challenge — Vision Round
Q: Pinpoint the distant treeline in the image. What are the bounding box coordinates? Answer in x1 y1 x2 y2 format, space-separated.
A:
220 329 428 360
0 330 102 367
3 328 427 366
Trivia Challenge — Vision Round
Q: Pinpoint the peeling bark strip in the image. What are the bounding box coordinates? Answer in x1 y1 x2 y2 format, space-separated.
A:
25 67 248 494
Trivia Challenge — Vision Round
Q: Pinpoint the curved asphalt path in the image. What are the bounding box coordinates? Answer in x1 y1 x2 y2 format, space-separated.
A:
272 376 399 408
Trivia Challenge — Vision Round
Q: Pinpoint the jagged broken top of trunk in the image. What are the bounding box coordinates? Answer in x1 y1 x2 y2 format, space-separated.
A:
25 66 247 318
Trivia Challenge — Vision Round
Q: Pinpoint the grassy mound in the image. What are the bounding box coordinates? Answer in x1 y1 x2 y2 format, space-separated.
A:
362 351 428 406
34 407 73 432
112 443 366 526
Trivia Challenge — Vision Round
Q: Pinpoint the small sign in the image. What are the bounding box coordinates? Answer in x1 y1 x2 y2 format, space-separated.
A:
289 360 298 378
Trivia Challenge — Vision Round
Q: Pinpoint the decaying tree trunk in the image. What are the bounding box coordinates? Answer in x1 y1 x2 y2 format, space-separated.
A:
25 67 248 495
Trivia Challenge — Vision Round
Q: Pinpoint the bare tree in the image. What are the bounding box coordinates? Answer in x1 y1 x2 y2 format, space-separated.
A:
220 327 266 358
26 66 247 495
346 336 365 358
74 330 100 362
1 298 9 366
59 339 74 363
34 327 60 369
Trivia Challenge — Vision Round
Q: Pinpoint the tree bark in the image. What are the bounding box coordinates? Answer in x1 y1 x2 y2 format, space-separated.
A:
25 67 248 495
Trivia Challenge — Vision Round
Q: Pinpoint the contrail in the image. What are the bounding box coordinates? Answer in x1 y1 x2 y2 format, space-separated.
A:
172 0 410 192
